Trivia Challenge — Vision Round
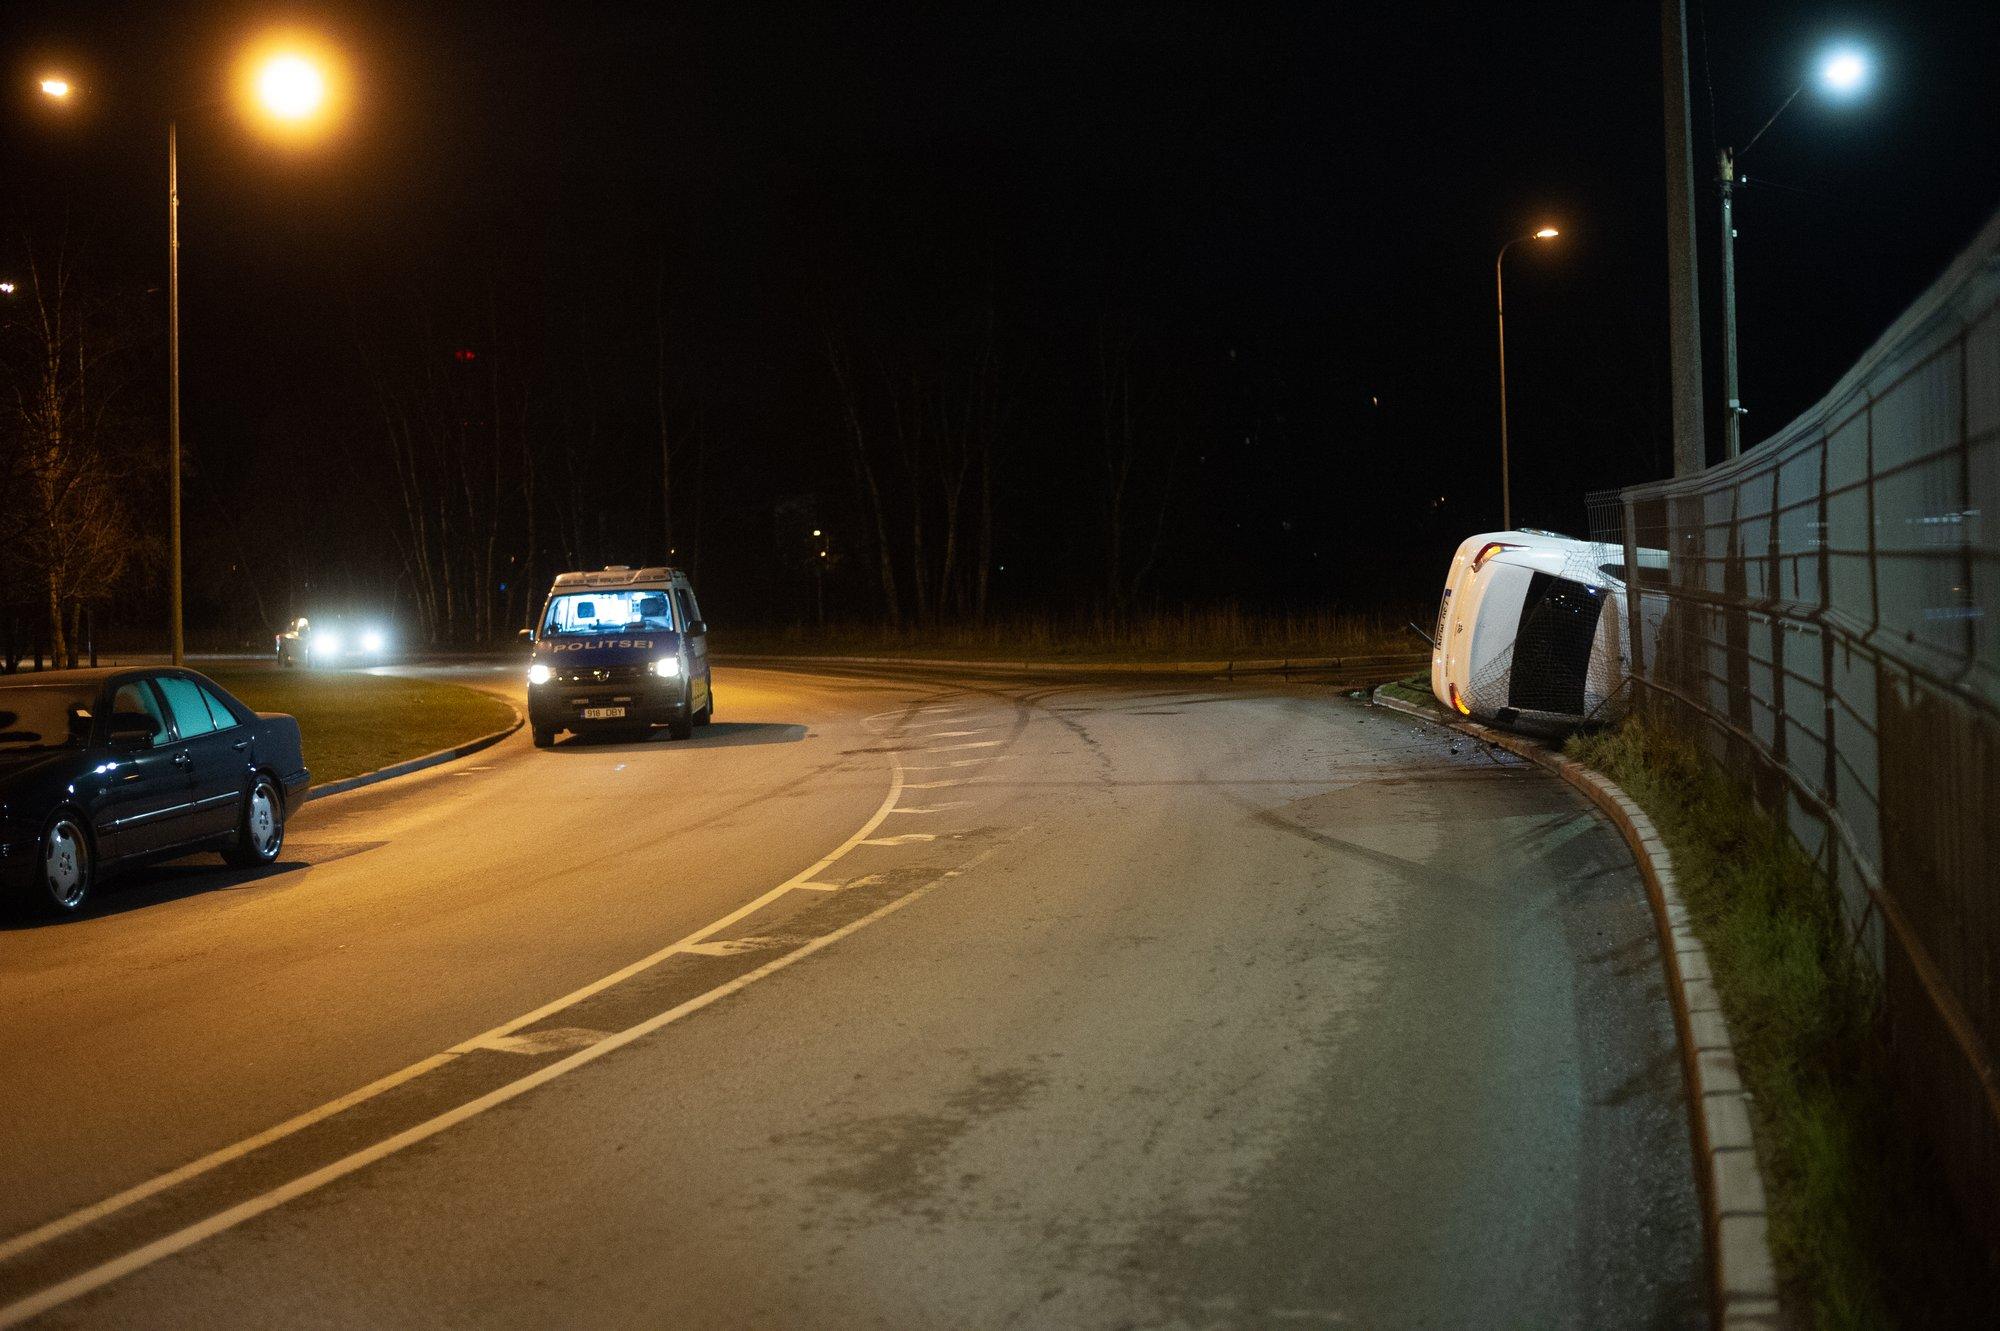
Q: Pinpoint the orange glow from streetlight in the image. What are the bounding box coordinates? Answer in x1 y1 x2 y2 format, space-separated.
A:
39 77 72 99
236 33 346 140
1534 227 1560 239
256 55 325 120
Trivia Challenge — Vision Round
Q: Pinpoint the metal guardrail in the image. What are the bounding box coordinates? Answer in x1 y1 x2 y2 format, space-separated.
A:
1612 204 2000 1249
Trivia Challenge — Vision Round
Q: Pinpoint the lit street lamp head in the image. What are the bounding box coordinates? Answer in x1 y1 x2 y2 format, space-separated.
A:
1534 227 1559 239
257 54 326 120
236 34 345 138
1818 47 1871 97
39 77 72 99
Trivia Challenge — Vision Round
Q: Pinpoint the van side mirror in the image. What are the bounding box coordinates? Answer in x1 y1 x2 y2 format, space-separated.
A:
517 628 534 645
688 621 707 637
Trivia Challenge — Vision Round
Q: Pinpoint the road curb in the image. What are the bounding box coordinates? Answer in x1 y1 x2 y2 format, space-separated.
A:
303 706 524 804
722 651 1426 678
1371 685 1780 1330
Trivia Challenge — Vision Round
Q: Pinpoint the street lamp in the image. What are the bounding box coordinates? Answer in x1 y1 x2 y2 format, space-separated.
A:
38 42 338 666
1495 226 1560 531
1717 43 1873 458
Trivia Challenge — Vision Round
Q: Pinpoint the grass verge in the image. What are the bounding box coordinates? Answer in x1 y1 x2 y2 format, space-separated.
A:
208 668 516 788
725 606 1420 662
1567 717 1997 1329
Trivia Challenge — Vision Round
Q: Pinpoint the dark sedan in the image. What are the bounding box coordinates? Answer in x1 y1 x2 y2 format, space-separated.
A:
0 668 309 915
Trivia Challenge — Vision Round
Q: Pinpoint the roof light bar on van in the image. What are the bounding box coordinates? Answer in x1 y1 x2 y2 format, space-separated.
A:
1471 541 1519 572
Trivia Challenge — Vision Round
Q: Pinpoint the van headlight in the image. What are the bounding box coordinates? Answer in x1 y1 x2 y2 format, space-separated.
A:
528 663 552 685
654 658 681 678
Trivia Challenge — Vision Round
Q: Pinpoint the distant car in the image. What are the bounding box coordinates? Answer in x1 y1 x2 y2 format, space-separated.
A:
0 667 310 914
276 616 392 668
1430 530 1663 733
523 565 713 747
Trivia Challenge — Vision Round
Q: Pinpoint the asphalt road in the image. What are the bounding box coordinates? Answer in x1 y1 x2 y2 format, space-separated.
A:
0 664 1702 1328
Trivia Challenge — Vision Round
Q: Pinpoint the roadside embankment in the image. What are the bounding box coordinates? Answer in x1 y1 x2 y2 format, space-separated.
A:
720 649 1425 684
721 607 1418 663
1569 720 1999 1331
204 668 518 789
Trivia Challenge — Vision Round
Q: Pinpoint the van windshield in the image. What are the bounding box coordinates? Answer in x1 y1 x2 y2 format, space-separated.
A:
540 590 675 636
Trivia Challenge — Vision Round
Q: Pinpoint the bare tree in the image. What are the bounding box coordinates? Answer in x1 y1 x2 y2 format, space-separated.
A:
826 331 902 628
1095 317 1178 619
0 249 156 663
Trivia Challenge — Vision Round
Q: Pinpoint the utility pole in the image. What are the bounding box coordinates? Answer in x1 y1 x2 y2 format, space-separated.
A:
1495 255 1513 530
168 120 185 665
1717 147 1744 459
1661 0 1706 475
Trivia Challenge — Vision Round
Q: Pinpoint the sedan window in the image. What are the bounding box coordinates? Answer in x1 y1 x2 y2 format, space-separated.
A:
0 684 94 749
155 676 220 740
197 683 241 731
109 682 171 748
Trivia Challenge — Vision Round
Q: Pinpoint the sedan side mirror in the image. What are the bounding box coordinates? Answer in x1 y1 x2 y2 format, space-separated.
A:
107 712 159 748
517 628 535 645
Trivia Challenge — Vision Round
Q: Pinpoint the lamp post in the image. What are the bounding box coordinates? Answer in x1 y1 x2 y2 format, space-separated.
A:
39 48 334 666
811 529 829 627
1495 227 1560 531
1718 44 1871 459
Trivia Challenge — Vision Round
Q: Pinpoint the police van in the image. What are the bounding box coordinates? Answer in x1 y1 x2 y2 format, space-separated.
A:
522 566 713 748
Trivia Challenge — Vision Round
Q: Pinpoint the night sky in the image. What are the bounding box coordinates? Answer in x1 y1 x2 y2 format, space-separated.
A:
4 1 1998 635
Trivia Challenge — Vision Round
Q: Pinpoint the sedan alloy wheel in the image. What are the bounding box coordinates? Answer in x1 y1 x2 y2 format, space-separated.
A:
42 816 92 913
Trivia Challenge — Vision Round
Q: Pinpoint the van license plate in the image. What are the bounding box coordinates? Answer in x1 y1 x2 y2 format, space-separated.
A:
582 706 627 720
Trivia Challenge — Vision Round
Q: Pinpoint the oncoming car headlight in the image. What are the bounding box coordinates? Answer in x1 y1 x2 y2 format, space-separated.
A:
360 628 387 654
316 631 344 658
653 658 681 679
528 663 552 685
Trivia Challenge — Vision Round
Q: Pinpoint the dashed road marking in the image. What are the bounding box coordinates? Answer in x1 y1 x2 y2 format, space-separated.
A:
860 833 937 846
0 837 1006 1331
466 1027 613 1056
0 744 912 1303
793 873 884 893
925 740 1003 752
676 938 791 958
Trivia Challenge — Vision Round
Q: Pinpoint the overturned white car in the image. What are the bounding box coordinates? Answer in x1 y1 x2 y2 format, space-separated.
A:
1430 530 1662 734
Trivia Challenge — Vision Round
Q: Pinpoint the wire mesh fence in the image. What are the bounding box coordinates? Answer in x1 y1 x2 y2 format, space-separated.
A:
1612 207 2000 1247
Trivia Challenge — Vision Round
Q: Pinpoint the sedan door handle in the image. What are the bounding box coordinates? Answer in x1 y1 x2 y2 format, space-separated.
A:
232 740 251 751
173 752 193 768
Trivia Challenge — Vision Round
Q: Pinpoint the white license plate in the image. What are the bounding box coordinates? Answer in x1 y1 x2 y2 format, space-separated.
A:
582 706 627 720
